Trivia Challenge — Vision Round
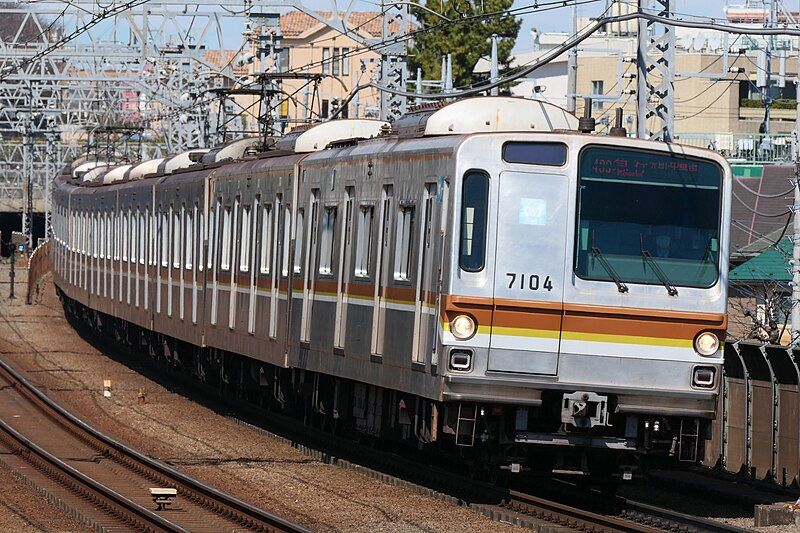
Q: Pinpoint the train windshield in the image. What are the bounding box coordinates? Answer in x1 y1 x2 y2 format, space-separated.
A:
574 146 722 289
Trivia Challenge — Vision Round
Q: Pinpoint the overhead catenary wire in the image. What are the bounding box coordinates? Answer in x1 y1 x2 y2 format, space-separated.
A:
732 188 793 217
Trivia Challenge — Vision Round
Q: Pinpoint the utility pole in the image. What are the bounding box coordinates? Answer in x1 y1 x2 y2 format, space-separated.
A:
792 0 800 344
566 2 578 113
636 0 675 141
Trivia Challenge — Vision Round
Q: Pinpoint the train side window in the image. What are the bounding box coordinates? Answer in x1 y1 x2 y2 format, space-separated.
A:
114 212 120 261
221 205 232 271
259 204 272 275
160 211 169 267
354 205 374 278
502 142 567 166
240 204 251 272
294 208 305 274
459 171 490 272
173 207 182 269
99 214 105 259
185 209 194 270
319 206 336 275
394 205 414 281
194 204 202 272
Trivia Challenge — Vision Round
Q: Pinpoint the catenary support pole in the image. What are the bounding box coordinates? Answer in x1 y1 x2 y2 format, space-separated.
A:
566 1 578 113
792 7 800 343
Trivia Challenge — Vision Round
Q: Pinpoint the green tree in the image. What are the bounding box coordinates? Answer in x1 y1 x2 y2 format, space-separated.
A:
408 0 520 91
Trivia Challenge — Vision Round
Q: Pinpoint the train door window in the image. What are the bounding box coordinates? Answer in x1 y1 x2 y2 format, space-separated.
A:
259 204 272 275
240 205 251 272
354 205 374 278
270 195 283 339
412 185 436 364
160 211 169 268
281 205 291 277
294 208 305 274
132 210 139 265
319 206 336 275
122 211 128 262
459 171 490 272
99 214 105 259
173 208 182 269
393 205 414 281
148 208 154 266
139 211 146 265
371 185 394 356
221 205 232 271
208 200 219 270
185 209 194 270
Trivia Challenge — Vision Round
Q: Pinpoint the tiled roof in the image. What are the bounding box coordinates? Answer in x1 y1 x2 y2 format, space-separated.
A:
730 164 795 257
205 50 249 76
280 11 397 38
729 236 792 282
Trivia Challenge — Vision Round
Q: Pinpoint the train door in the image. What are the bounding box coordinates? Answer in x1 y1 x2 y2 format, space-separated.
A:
370 185 393 356
334 187 354 349
488 171 568 375
300 189 320 343
412 183 437 365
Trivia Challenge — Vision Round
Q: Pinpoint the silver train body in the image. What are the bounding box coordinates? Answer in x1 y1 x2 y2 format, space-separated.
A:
51 97 732 479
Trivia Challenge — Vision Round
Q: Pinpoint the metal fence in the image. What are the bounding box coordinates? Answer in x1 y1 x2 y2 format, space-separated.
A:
704 341 800 486
676 133 794 164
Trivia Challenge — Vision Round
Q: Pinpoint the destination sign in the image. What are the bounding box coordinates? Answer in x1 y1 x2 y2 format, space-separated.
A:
580 147 721 188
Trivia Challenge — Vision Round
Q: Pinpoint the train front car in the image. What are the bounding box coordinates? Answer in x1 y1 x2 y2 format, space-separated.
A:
442 131 731 481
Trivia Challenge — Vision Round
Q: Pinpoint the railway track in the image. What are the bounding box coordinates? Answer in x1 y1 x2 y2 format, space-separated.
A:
57 309 757 533
0 356 309 533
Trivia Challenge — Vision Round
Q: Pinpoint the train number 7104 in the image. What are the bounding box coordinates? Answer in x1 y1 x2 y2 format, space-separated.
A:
506 273 553 291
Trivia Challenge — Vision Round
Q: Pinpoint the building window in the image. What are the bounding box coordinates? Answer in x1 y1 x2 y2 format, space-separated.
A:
394 205 414 281
332 47 340 76
342 48 350 76
319 207 337 275
354 205 374 278
321 99 329 118
591 80 604 110
322 47 330 74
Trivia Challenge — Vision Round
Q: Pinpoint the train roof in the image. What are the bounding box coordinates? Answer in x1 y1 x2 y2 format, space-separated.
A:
57 97 585 188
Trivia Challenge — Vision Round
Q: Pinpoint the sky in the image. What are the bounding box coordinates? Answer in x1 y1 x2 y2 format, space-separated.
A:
513 0 731 52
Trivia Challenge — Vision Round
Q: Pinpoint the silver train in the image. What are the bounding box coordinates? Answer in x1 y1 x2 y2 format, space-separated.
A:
51 97 732 481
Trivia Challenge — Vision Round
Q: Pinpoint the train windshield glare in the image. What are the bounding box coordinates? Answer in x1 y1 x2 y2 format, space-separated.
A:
575 146 722 289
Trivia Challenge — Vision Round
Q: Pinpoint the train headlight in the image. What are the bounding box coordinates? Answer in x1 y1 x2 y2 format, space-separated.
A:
451 314 477 340
694 332 720 356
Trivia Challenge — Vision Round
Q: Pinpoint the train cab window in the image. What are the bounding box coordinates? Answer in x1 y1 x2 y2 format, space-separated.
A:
459 171 489 272
502 142 567 166
221 206 232 271
354 205 374 278
394 205 415 281
574 146 722 289
319 206 337 275
186 210 194 270
259 204 272 275
240 205 251 272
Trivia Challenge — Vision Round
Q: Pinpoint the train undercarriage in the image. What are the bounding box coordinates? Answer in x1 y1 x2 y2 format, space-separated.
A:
58 289 711 486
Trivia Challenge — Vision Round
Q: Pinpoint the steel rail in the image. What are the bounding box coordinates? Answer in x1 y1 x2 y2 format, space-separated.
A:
619 497 756 533
0 357 310 533
0 417 186 533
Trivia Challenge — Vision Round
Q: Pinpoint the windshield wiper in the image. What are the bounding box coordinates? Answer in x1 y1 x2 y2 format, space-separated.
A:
590 247 628 293
640 249 679 296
